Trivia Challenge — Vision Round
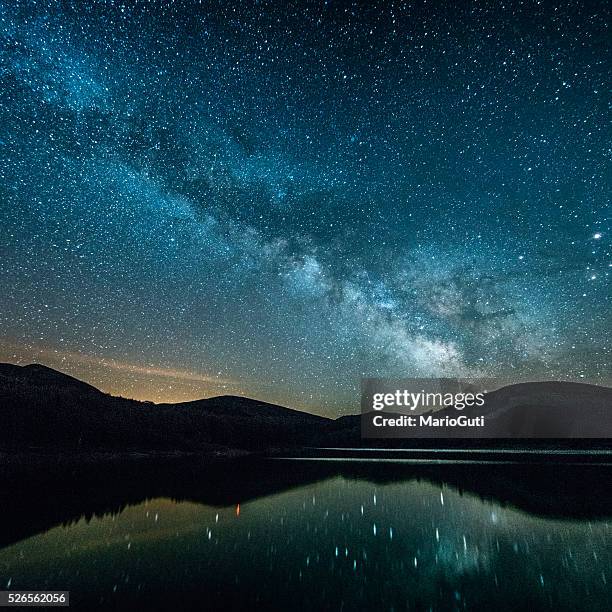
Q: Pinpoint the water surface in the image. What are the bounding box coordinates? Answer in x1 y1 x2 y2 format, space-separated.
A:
0 460 610 610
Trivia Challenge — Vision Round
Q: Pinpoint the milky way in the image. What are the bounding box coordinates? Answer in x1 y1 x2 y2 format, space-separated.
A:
0 1 610 413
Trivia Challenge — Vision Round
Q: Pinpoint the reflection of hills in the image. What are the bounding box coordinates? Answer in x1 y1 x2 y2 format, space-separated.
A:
0 458 611 549
2 362 612 549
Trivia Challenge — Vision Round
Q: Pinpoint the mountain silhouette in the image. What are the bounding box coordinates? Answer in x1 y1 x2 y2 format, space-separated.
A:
1 363 611 454
161 394 329 425
411 381 612 438
0 362 101 394
0 362 329 453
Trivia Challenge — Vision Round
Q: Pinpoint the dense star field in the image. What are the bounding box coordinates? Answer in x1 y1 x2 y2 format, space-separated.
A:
0 1 609 414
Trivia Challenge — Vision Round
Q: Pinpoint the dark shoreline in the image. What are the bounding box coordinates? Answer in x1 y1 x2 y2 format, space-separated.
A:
2 441 611 470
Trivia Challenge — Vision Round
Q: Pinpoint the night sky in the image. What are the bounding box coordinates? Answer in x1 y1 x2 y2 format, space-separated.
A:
0 1 610 415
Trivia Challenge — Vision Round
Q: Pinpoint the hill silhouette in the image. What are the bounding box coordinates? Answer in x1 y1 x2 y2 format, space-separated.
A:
1 363 611 454
0 362 101 394
433 381 612 437
0 362 329 454
359 381 612 439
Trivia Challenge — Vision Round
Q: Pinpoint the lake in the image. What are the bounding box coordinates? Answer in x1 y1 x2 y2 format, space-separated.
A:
0 458 610 610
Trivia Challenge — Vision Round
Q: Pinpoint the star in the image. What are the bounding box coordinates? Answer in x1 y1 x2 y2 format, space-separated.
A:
0 0 609 411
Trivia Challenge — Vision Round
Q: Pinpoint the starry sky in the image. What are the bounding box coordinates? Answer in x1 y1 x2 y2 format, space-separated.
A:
0 0 610 415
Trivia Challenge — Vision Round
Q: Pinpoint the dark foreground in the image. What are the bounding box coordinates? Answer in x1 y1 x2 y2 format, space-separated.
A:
0 456 610 611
